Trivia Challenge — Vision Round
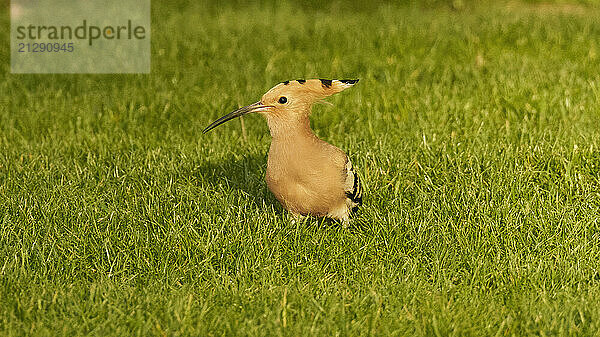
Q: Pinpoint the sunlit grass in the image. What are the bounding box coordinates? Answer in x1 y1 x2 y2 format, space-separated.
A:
1 1 600 335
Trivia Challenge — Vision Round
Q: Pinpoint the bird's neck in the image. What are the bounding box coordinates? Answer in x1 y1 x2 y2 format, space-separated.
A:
265 115 317 141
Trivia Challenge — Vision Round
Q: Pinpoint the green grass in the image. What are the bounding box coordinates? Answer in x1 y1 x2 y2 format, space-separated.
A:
2 0 600 335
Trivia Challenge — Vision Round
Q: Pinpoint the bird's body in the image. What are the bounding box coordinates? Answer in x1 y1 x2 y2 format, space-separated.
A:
265 122 357 220
203 79 362 222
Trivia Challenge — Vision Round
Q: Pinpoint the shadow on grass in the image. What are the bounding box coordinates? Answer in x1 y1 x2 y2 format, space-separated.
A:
194 153 367 229
194 152 279 208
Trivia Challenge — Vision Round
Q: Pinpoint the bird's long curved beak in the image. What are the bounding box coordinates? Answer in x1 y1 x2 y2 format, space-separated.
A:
203 101 270 134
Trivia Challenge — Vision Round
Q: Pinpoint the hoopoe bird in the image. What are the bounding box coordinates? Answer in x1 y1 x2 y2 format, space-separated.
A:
203 79 362 222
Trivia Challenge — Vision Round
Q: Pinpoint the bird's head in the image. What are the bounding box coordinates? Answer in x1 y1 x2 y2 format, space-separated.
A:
202 79 358 134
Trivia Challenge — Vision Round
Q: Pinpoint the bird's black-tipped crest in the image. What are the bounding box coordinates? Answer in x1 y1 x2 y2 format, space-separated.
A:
282 80 290 85
340 79 358 84
319 79 332 87
297 79 306 84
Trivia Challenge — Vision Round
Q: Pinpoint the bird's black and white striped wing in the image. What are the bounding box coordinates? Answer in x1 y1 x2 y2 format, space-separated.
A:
344 158 363 212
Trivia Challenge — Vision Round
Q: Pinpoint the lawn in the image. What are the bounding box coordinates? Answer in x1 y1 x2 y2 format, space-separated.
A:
1 0 600 335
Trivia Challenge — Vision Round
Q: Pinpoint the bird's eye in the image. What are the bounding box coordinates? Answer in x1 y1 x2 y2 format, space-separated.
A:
278 96 288 104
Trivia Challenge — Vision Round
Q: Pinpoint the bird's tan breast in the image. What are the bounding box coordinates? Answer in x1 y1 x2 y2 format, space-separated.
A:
265 138 347 216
